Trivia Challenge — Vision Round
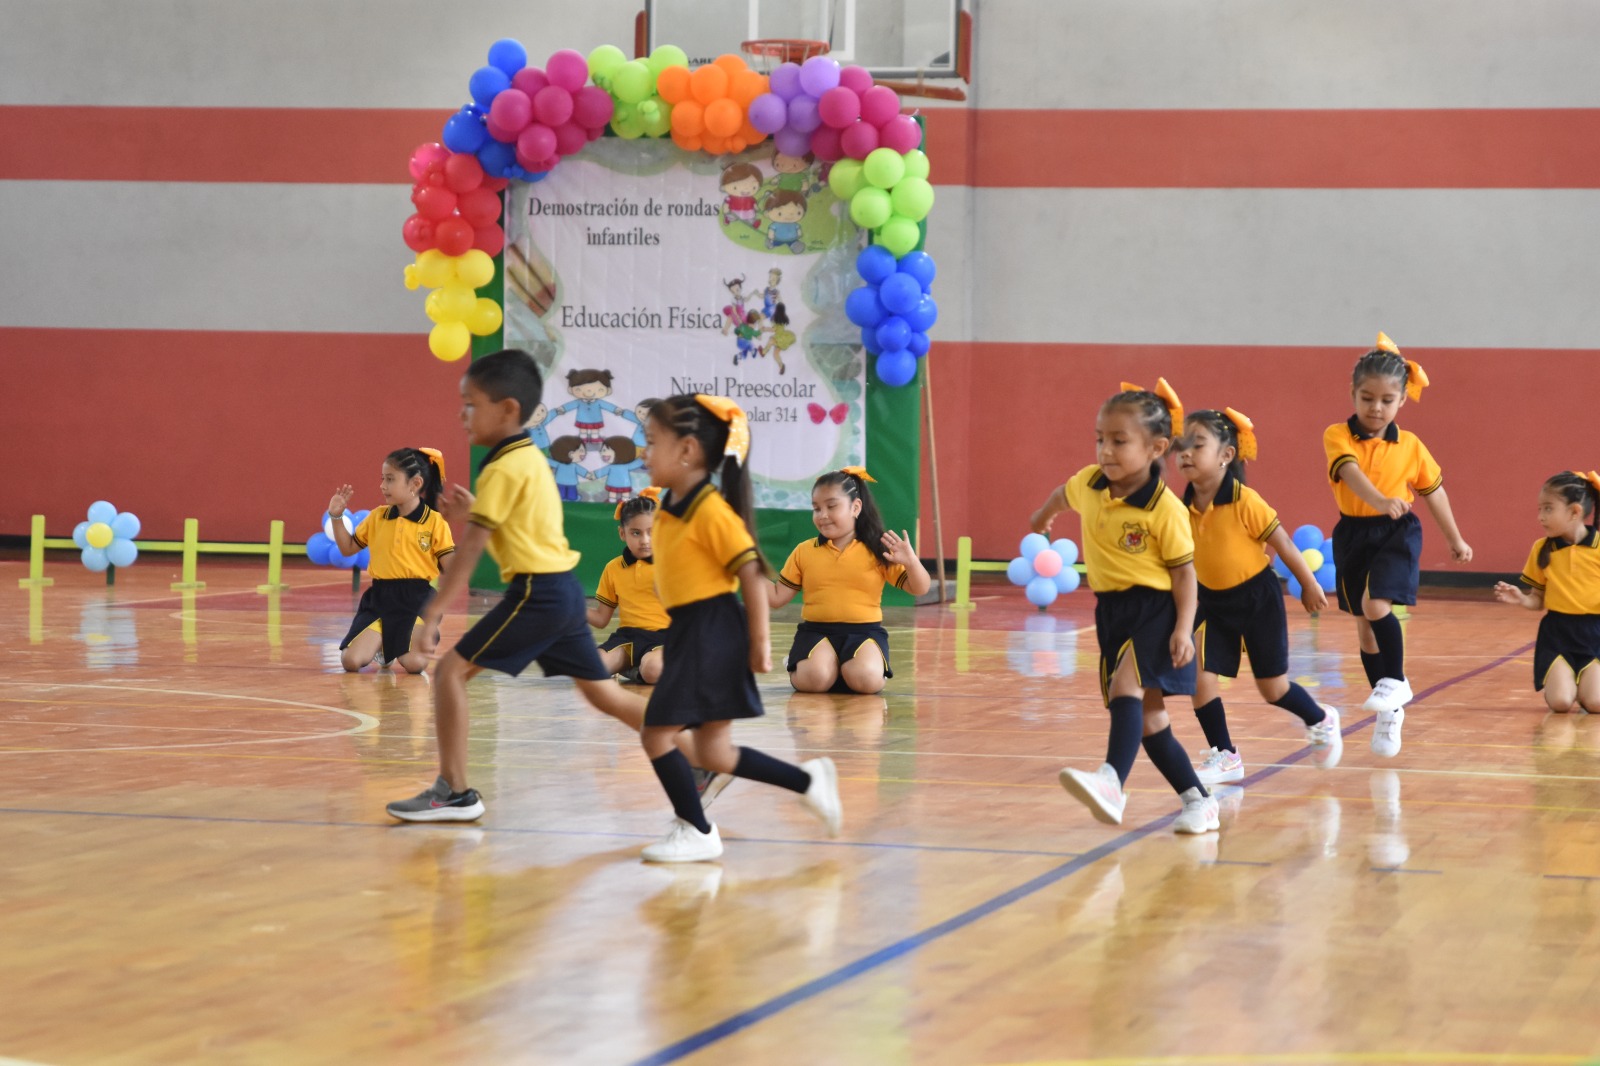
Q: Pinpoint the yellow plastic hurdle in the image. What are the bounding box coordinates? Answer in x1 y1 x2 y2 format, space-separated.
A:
20 516 305 591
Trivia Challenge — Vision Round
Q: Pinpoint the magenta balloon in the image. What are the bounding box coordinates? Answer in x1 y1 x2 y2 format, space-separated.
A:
838 65 874 94
798 55 841 96
545 48 588 91
571 85 614 128
769 62 803 101
879 113 923 154
748 93 788 134
485 116 520 144
859 85 901 127
774 126 812 157
516 124 557 167
488 88 532 131
511 67 549 97
553 120 587 155
532 84 574 127
840 121 879 160
810 125 843 162
787 95 822 133
817 86 861 129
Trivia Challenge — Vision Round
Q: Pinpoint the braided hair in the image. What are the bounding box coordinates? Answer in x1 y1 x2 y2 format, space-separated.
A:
1101 389 1174 480
812 469 888 566
1182 411 1248 484
616 493 657 526
647 395 770 574
384 448 443 510
1352 347 1409 393
1538 471 1600 568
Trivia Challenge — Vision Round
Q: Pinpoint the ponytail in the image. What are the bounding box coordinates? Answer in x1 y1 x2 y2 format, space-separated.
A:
1539 471 1600 568
385 447 444 510
813 467 889 567
647 394 771 576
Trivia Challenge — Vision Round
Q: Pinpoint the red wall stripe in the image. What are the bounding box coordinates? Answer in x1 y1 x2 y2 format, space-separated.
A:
5 105 1600 187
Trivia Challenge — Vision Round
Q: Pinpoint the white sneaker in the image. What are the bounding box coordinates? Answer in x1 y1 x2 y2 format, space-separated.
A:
1195 746 1245 786
799 757 843 837
1307 705 1344 769
1371 706 1405 757
1059 763 1126 825
1173 787 1220 834
1362 677 1413 714
641 818 723 863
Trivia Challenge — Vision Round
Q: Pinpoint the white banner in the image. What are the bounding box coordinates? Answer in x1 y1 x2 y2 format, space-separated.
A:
503 139 868 510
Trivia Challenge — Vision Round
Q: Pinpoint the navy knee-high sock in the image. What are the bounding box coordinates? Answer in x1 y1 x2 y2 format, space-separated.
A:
1141 726 1208 796
733 747 811 793
1193 697 1234 752
1360 650 1384 686
651 750 710 833
1271 682 1327 725
1369 613 1405 681
1106 696 1144 784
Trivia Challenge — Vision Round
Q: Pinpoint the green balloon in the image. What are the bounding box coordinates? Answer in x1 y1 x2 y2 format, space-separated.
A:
849 187 893 230
612 114 646 139
876 215 921 257
642 101 672 137
889 176 934 222
588 44 627 82
648 44 689 74
612 61 653 104
862 147 906 190
828 159 864 199
903 149 930 180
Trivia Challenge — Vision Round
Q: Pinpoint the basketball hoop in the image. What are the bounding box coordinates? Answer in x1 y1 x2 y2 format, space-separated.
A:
741 38 830 71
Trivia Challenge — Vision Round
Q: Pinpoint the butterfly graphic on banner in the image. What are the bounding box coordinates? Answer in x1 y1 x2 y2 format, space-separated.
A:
807 403 849 425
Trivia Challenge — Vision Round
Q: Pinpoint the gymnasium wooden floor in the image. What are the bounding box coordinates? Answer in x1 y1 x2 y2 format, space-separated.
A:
4 558 1600 1066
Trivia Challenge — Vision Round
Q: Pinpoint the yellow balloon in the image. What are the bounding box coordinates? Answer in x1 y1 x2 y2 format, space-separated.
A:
86 522 113 549
415 249 455 289
424 288 447 324
403 264 420 290
467 297 504 337
1301 548 1325 573
454 249 495 290
429 322 471 361
435 284 476 322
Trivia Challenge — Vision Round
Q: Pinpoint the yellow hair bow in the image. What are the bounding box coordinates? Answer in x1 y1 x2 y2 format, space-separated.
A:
694 394 750 466
1222 407 1258 462
417 447 445 483
1375 331 1401 355
1404 359 1429 403
839 465 876 483
1119 378 1183 428
1583 471 1600 500
613 486 663 522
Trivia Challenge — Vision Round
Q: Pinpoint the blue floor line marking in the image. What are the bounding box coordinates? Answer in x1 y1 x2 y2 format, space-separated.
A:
1372 867 1443 875
627 639 1535 1066
1543 873 1600 881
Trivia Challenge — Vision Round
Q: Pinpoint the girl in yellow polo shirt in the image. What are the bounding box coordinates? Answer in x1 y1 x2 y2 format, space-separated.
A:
1324 333 1472 757
1495 471 1600 713
769 467 932 695
1031 379 1218 835
588 488 671 684
1176 407 1344 784
327 447 454 674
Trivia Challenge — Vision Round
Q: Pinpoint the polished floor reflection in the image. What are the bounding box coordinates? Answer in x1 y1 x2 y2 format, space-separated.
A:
3 561 1600 1065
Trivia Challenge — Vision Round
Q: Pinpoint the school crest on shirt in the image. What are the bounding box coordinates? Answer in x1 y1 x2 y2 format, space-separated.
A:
1120 523 1149 554
417 531 432 552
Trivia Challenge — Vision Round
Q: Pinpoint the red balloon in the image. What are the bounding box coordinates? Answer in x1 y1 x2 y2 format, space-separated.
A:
408 142 448 182
488 88 532 132
572 85 614 129
472 224 506 256
532 85 574 128
810 125 844 162
481 175 510 192
553 121 587 155
443 152 485 193
511 67 549 97
840 121 879 159
401 213 435 252
413 185 458 221
458 186 502 227
516 124 557 169
435 217 474 256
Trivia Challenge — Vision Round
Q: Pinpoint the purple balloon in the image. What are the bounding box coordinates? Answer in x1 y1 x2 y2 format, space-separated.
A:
748 93 788 135
774 126 813 157
769 62 804 101
787 95 822 133
799 55 841 97
879 113 923 154
839 65 874 94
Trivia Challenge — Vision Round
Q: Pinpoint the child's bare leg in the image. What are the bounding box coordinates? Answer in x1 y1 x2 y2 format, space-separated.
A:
1543 660 1578 713
1354 615 1379 655
791 641 841 692
341 629 382 672
839 643 887 694
1577 665 1600 713
639 648 665 684
394 650 429 674
597 646 628 677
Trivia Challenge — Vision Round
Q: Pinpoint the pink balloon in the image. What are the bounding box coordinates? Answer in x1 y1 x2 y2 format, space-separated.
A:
572 85 614 128
840 121 879 160
516 124 557 168
860 85 901 127
586 125 604 141
485 116 520 144
511 67 549 97
488 88 532 132
818 86 861 129
839 65 874 94
879 113 923 154
774 126 812 157
546 48 589 91
408 143 448 182
810 125 843 162
533 85 574 127
553 120 587 155
787 95 822 133
1032 549 1063 578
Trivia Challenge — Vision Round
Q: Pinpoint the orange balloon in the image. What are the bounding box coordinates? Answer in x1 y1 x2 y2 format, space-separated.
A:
713 53 747 78
701 133 729 155
704 98 741 137
738 118 764 144
727 136 748 154
656 65 691 104
730 69 767 106
671 130 703 152
670 99 705 136
689 64 729 105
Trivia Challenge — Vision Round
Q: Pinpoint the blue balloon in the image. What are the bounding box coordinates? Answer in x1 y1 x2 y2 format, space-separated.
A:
856 245 897 285
1052 567 1081 593
478 139 517 177
1320 536 1334 558
875 316 911 352
1051 538 1079 566
903 294 938 333
879 273 921 316
353 509 371 525
897 251 936 291
469 66 511 108
87 500 117 525
335 546 362 569
860 325 882 355
1286 574 1303 598
907 331 930 357
1315 562 1337 592
306 532 334 566
81 546 109 572
875 349 917 387
111 511 141 540
1020 532 1049 560
107 539 138 568
526 169 549 182
356 548 371 570
1271 553 1290 577
1026 576 1059 608
845 286 886 328
72 521 90 549
1291 524 1324 551
1006 557 1035 586
487 38 528 76
443 108 488 153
